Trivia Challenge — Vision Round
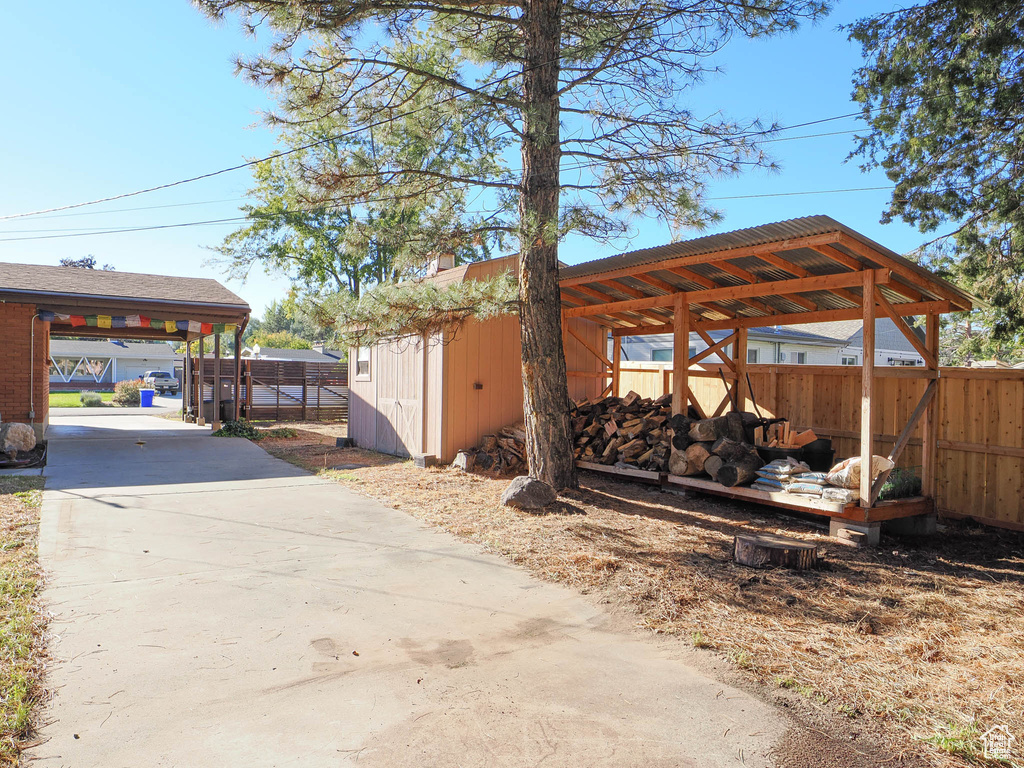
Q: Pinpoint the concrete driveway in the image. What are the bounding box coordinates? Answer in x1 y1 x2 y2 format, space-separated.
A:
32 412 788 767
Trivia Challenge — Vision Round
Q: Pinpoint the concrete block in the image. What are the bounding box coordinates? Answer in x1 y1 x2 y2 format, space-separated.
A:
830 519 881 547
883 513 938 538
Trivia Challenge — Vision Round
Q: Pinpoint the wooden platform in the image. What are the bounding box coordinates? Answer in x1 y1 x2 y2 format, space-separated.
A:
577 461 933 524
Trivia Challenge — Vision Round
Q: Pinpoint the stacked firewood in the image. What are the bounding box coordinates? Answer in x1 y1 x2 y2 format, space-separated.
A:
572 391 674 471
462 423 528 473
571 391 766 487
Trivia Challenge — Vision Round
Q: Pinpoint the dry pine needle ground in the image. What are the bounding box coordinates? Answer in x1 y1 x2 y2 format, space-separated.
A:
259 424 1024 768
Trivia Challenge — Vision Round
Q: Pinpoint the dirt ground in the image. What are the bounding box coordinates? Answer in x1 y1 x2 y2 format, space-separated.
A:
255 422 1024 768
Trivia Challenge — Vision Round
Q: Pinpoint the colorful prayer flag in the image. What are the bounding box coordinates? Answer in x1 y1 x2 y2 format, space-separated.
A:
149 318 162 329
38 310 55 322
225 324 237 333
200 323 213 334
55 313 70 321
111 316 126 328
126 314 142 328
70 315 86 327
212 323 225 334
85 315 98 327
176 321 189 331
97 315 112 328
165 321 177 333
187 320 201 334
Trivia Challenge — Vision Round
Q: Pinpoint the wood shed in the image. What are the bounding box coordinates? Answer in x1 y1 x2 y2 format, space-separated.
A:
347 256 606 461
558 215 980 534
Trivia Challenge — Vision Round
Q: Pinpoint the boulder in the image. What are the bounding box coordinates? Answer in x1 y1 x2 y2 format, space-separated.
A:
500 475 557 509
0 422 36 456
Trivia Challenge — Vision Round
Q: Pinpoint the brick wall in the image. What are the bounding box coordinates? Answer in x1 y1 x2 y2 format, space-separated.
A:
0 302 49 433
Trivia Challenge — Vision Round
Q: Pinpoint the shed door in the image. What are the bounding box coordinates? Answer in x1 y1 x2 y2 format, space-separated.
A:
374 338 422 457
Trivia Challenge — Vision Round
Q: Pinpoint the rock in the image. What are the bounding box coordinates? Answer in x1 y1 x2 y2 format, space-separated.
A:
451 450 475 472
500 475 557 509
0 422 36 456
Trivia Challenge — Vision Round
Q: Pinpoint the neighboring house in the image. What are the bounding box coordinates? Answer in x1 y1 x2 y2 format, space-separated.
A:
620 318 926 367
50 339 181 388
240 344 345 363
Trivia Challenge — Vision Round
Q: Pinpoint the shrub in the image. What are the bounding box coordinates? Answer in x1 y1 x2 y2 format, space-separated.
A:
113 380 141 406
211 420 264 441
80 391 103 407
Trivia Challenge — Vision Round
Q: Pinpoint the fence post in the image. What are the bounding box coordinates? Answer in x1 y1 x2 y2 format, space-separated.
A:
275 362 281 420
301 362 308 421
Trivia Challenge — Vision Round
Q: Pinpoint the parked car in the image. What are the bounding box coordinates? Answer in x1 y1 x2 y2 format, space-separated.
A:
142 370 179 395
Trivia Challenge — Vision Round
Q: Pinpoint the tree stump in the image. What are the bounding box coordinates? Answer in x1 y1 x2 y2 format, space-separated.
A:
733 534 819 570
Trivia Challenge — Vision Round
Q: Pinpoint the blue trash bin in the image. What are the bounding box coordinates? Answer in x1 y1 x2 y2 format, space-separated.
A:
139 388 155 407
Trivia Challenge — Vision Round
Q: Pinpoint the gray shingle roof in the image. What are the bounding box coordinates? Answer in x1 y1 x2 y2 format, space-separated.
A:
0 261 249 309
788 318 925 354
244 347 344 363
50 339 180 359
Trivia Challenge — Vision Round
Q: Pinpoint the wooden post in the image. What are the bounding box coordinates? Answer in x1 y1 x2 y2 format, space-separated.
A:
233 327 242 421
734 327 748 411
672 294 689 415
212 333 222 430
301 361 308 421
197 334 206 426
612 336 621 398
860 271 876 507
183 340 191 422
921 312 940 499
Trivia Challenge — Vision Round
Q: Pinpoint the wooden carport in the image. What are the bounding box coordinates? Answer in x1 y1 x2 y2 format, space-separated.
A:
558 216 977 523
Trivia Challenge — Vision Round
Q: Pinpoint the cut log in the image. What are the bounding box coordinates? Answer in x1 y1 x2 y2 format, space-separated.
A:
688 416 730 442
734 534 819 570
717 454 764 487
668 448 689 476
684 442 712 474
711 437 756 463
704 455 724 481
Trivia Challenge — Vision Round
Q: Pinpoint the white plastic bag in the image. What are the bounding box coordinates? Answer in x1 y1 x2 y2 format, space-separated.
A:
826 456 895 490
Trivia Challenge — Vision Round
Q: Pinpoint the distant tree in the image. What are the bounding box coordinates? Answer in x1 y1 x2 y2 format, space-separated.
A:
197 0 828 488
247 330 312 350
59 255 115 270
849 1 1024 351
260 294 320 340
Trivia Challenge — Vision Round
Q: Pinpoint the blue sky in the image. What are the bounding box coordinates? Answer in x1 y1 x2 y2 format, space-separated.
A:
1 1 920 320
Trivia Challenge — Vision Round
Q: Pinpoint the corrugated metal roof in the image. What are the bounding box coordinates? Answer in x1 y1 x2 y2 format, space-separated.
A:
559 215 978 309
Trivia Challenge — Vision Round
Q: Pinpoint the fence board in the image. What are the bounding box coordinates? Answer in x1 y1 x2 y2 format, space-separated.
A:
607 363 1024 530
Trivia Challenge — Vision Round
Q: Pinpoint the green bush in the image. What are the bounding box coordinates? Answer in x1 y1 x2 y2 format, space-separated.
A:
211 420 264 441
879 468 922 501
113 380 141 406
79 391 104 407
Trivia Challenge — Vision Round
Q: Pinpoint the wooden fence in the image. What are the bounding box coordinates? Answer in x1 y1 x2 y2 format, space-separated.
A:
617 363 1024 531
189 358 348 422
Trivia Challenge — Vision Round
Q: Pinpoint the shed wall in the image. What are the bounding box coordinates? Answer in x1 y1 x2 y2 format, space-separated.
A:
439 316 605 462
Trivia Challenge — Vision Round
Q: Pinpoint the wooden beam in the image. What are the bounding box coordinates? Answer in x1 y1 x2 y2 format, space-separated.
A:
921 312 940 499
715 259 819 312
860 271 876 507
755 250 861 305
735 326 749 411
564 269 890 319
576 282 679 326
567 325 612 369
870 379 938 505
612 336 621 398
668 266 775 317
687 386 708 419
672 294 689 415
610 299 950 336
712 389 733 417
838 233 971 309
559 231 844 288
690 331 737 367
873 287 937 369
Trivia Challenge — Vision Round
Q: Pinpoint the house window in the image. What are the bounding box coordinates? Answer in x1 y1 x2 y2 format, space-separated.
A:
795 352 807 365
355 346 371 378
841 356 857 366
747 349 759 364
651 347 696 362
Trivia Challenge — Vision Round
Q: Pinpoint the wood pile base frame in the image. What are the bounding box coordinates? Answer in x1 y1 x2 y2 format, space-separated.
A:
577 461 934 524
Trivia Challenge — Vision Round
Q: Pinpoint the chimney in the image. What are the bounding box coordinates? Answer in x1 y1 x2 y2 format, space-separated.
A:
312 340 326 353
427 253 455 276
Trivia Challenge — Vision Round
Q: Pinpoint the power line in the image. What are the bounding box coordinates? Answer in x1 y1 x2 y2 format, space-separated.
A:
0 184 905 243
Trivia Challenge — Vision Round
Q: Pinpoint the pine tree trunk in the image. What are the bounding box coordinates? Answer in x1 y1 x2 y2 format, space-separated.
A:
518 0 577 490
